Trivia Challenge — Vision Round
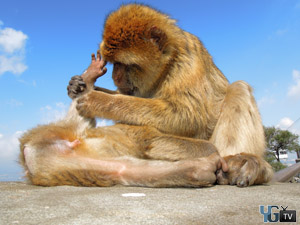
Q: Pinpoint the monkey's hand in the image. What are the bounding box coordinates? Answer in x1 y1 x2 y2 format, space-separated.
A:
82 50 107 86
67 50 107 99
76 90 112 118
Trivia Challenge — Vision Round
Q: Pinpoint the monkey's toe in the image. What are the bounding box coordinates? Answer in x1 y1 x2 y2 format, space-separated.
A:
216 169 229 185
67 75 87 99
225 155 260 187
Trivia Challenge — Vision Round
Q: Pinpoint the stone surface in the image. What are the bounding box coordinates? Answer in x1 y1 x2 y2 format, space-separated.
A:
0 182 299 225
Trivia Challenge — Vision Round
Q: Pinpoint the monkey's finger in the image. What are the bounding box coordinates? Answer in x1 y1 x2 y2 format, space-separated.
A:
101 67 107 75
218 157 228 172
100 58 107 67
91 53 96 62
69 75 82 84
71 75 82 80
67 89 78 100
69 79 86 87
73 84 86 92
93 67 107 80
97 50 101 61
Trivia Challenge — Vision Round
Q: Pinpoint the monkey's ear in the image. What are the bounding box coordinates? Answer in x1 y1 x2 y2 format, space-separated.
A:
150 26 167 51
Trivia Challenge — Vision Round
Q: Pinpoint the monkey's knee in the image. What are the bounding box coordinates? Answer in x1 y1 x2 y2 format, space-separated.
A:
23 145 38 176
145 136 219 161
21 139 81 183
22 144 53 179
21 144 50 185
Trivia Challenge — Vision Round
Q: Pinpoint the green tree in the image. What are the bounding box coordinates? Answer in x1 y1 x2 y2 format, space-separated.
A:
265 151 287 172
264 126 300 163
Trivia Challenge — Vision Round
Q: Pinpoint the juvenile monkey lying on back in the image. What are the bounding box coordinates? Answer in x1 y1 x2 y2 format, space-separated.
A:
19 51 227 187
70 4 273 186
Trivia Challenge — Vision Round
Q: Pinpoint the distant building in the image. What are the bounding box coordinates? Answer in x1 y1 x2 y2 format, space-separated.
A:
272 150 288 160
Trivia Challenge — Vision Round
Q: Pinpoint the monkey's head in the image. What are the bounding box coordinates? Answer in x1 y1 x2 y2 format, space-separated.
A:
100 4 179 96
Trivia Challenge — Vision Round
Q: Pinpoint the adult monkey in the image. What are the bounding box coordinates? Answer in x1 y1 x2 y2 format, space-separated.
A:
70 4 273 187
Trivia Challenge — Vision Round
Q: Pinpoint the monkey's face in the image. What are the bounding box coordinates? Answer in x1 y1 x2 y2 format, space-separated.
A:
100 4 175 97
100 32 168 97
111 62 138 95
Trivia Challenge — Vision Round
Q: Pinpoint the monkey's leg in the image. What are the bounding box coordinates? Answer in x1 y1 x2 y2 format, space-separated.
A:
86 124 221 160
107 124 220 160
121 152 223 187
144 135 219 161
209 81 273 187
23 142 125 187
24 142 221 187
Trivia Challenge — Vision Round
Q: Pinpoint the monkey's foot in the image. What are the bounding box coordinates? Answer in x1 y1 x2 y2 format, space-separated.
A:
182 152 228 187
67 75 87 99
217 153 272 187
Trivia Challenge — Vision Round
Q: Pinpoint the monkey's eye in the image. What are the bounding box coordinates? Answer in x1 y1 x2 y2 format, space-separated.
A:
114 62 122 67
122 64 142 73
130 64 142 71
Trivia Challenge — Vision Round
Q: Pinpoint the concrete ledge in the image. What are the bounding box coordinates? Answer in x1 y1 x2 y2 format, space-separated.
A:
0 182 299 224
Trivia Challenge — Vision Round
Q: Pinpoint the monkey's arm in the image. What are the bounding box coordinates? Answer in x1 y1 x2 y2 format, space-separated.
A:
68 76 119 99
94 86 119 94
77 90 194 136
68 51 115 99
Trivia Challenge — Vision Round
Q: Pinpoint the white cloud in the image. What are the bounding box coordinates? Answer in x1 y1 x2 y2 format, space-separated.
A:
0 131 25 181
40 102 68 123
276 117 300 135
0 55 27 75
277 117 294 129
0 23 28 75
275 28 288 36
0 27 27 53
17 79 37 87
7 98 23 107
0 131 24 161
40 104 115 126
287 70 300 99
257 96 275 108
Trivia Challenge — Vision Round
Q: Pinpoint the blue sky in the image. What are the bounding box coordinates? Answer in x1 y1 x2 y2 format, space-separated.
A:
0 0 300 181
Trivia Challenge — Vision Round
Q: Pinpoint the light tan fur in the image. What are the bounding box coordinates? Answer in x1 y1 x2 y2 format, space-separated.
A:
20 4 272 187
19 50 225 187
20 102 224 187
76 4 273 186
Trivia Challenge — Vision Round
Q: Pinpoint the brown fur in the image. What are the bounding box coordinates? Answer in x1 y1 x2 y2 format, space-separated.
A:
19 101 224 187
20 4 272 187
76 4 273 187
19 49 224 188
